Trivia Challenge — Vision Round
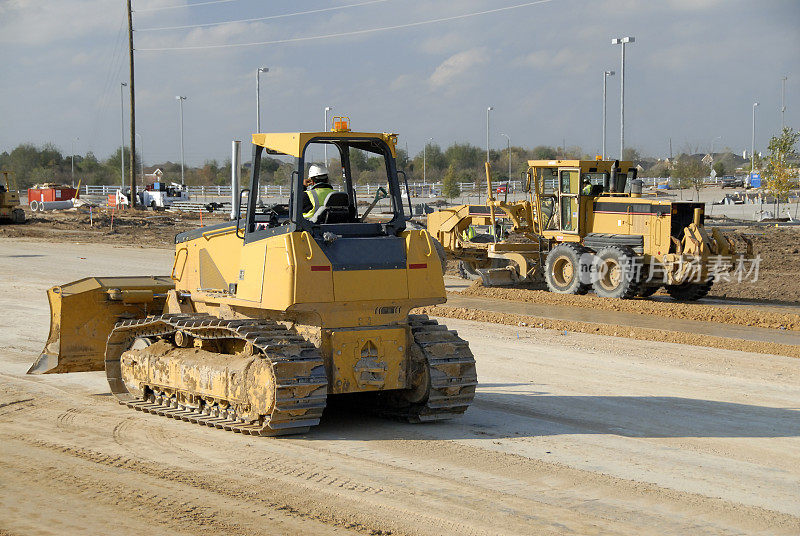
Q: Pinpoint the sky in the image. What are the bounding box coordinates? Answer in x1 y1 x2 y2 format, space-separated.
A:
1 0 799 167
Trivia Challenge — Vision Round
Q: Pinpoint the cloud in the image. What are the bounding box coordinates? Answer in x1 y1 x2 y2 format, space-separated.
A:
429 47 489 89
0 0 122 46
520 48 591 75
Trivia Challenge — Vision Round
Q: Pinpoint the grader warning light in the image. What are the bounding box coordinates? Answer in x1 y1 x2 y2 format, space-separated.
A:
332 116 351 132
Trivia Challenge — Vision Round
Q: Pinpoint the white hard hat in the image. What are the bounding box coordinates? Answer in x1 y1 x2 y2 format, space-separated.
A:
308 164 328 180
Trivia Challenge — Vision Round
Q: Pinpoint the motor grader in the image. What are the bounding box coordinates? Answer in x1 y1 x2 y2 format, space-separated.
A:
28 121 477 436
0 171 25 224
427 159 749 300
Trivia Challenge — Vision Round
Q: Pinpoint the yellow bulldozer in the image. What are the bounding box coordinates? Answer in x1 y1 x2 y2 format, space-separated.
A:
28 121 477 435
427 158 750 300
0 171 25 224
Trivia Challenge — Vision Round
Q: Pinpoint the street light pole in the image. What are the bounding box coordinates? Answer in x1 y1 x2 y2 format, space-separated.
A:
135 133 144 182
486 107 494 163
324 106 333 165
423 137 433 186
120 82 127 188
781 76 788 130
602 70 614 159
611 37 634 159
176 96 187 185
256 67 269 133
751 102 759 175
500 133 511 180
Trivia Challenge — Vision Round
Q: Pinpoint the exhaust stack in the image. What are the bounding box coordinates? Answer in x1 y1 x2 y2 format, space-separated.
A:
231 140 241 220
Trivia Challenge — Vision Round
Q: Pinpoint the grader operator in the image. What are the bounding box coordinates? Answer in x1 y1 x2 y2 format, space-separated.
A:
28 119 477 436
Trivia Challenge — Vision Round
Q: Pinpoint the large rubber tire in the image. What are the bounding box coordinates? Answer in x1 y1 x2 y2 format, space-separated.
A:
458 260 483 280
666 276 714 301
544 243 591 295
591 245 642 299
430 237 447 274
12 208 25 224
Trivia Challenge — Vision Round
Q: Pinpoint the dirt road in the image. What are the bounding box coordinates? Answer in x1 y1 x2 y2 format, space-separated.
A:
1 238 799 535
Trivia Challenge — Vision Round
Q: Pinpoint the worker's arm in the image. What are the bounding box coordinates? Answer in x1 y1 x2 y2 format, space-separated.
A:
302 190 312 214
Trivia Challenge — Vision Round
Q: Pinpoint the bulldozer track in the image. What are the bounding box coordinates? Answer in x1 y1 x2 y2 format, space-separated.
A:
104 314 328 436
377 315 477 422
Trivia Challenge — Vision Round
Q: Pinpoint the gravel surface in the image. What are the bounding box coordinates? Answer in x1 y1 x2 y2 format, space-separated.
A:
0 238 798 534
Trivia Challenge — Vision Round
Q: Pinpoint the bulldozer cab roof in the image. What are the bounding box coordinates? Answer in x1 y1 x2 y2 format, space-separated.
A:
527 159 635 171
252 131 398 158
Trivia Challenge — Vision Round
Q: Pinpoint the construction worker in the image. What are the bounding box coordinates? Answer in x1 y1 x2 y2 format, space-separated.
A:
581 178 593 196
302 164 335 219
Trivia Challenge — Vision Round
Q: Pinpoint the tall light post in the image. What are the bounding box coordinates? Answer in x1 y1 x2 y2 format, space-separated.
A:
611 36 634 159
602 70 615 159
135 132 144 182
256 67 269 133
119 82 127 188
324 106 333 165
781 76 788 129
751 102 759 175
486 106 494 163
176 96 187 185
71 137 79 184
500 133 511 180
423 137 433 186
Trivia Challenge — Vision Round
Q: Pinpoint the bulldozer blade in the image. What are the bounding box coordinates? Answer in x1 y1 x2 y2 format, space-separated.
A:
479 267 518 287
28 276 173 374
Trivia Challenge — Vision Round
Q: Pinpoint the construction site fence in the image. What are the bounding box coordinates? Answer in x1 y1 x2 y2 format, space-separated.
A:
81 177 679 199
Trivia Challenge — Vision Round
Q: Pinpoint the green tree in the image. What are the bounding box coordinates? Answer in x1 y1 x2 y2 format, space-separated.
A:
712 161 725 177
441 164 461 199
763 127 799 215
672 154 707 199
531 145 557 159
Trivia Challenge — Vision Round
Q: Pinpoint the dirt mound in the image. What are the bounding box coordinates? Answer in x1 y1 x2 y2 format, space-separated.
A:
0 208 228 249
710 226 800 302
416 305 800 359
462 281 800 331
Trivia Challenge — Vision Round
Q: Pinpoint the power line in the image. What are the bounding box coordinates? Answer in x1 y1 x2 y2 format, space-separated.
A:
136 0 554 51
135 0 243 13
137 0 389 32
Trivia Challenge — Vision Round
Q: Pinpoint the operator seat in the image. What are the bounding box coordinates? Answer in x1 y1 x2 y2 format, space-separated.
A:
308 191 351 224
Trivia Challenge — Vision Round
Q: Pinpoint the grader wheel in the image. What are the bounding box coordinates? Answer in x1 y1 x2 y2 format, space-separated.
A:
591 246 641 299
544 243 590 295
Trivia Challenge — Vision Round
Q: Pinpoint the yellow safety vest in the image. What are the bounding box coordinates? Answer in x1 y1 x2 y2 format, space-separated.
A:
303 187 334 219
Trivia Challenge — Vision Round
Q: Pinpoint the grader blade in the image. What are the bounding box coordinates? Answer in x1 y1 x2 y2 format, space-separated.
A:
28 276 173 374
479 267 519 287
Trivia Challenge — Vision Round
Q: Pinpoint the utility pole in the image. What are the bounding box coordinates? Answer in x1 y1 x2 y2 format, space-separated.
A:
127 0 137 205
120 82 127 189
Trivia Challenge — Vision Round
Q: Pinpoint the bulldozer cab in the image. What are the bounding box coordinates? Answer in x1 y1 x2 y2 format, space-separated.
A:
245 120 407 244
526 159 636 237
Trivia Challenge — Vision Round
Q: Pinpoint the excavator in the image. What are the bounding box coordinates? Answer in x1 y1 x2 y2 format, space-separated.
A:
28 119 477 435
